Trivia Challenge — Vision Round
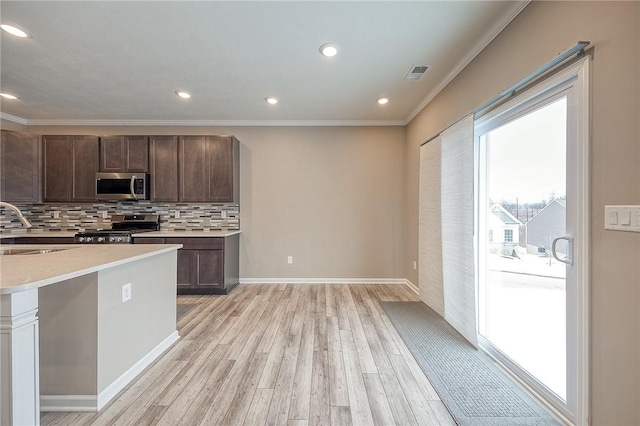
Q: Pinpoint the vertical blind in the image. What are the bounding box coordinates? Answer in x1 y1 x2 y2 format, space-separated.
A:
419 114 477 346
418 135 444 316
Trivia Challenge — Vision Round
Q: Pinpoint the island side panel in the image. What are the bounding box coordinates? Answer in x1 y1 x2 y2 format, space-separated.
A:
96 250 178 395
1 290 40 426
39 274 99 400
224 233 240 292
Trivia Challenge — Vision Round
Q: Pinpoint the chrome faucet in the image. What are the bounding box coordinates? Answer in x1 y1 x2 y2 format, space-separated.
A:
0 201 32 228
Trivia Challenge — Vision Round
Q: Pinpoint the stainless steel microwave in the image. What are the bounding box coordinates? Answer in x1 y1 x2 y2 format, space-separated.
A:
96 173 149 201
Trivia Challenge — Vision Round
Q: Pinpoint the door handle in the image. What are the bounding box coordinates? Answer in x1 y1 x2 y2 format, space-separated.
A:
130 176 138 200
551 236 573 265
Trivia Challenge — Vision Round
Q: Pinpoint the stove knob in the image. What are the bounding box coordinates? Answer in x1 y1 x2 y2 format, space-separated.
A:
97 237 105 242
109 236 115 242
117 237 124 242
86 237 93 243
78 236 84 242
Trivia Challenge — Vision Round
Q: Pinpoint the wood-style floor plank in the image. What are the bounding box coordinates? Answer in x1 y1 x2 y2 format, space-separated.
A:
327 316 350 407
243 388 273 426
362 373 395 425
41 284 454 426
339 329 374 425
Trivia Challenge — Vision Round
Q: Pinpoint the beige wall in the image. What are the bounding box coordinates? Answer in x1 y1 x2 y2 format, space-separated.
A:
405 2 640 425
20 125 406 280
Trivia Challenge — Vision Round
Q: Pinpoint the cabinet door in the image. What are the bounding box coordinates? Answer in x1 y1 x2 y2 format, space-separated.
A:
71 136 99 201
1 131 40 203
42 136 72 202
207 136 236 202
100 136 149 172
125 136 149 172
195 249 224 289
43 135 98 202
100 136 124 172
150 136 178 201
179 136 208 201
177 249 196 290
178 136 239 202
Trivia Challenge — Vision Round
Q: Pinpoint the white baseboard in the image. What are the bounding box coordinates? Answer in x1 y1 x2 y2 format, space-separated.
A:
41 331 179 412
40 395 98 412
404 279 419 295
239 278 408 285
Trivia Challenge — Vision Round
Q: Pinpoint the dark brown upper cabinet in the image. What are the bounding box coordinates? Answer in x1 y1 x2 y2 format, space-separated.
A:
99 136 149 172
42 135 99 202
0 130 41 203
179 136 239 203
149 136 179 202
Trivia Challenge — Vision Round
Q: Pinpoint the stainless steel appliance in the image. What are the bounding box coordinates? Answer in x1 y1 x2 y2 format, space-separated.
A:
96 172 149 201
74 214 160 244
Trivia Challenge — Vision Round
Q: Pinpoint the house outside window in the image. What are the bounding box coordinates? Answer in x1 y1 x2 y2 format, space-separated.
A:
504 229 513 242
488 229 494 242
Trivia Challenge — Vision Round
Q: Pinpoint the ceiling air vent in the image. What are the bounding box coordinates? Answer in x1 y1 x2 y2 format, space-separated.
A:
404 65 429 81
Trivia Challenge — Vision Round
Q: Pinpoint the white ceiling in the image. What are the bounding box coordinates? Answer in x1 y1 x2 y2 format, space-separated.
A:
0 1 527 126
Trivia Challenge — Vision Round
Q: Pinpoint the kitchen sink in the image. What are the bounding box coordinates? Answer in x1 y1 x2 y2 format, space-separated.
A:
0 248 68 256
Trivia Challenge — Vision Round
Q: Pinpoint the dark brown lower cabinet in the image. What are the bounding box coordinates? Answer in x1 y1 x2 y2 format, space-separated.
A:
133 235 239 295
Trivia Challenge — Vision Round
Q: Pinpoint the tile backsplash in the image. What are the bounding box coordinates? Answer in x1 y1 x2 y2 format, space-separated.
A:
0 202 239 232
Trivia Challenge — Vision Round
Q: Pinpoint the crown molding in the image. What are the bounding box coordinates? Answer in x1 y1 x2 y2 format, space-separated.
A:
0 112 28 126
0 116 405 128
404 0 530 125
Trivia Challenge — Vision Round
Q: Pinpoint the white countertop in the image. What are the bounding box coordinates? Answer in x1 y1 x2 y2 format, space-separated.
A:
133 230 241 238
0 244 182 294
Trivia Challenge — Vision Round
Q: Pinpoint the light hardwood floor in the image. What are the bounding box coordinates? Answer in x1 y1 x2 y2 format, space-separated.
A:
41 284 455 426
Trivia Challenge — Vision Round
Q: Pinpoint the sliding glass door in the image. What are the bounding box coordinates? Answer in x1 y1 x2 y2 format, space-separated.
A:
475 59 589 424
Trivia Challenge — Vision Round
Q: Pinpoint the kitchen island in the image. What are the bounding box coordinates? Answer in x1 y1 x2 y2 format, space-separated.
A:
0 243 182 426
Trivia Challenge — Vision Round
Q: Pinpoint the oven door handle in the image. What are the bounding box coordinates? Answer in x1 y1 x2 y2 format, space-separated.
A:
130 176 138 200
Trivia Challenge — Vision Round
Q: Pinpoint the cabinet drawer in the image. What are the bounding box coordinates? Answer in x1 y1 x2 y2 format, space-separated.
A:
164 237 223 250
15 237 76 244
133 237 165 244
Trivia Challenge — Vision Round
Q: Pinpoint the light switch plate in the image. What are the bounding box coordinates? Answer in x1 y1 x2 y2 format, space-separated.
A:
604 205 640 232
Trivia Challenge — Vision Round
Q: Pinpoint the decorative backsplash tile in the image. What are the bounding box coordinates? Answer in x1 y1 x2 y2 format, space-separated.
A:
0 202 239 232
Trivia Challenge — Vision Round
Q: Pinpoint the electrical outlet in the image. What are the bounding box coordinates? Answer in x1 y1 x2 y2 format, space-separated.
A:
287 256 293 264
102 211 108 219
413 260 417 271
174 210 180 219
122 283 132 303
221 210 227 219
52 211 60 219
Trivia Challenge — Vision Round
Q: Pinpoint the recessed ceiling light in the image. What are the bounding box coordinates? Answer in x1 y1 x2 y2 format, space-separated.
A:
377 97 389 105
175 90 191 99
0 93 20 100
319 43 338 58
265 97 278 105
0 23 32 38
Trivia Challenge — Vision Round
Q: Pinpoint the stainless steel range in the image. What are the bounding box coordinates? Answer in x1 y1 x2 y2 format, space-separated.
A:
74 214 160 244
